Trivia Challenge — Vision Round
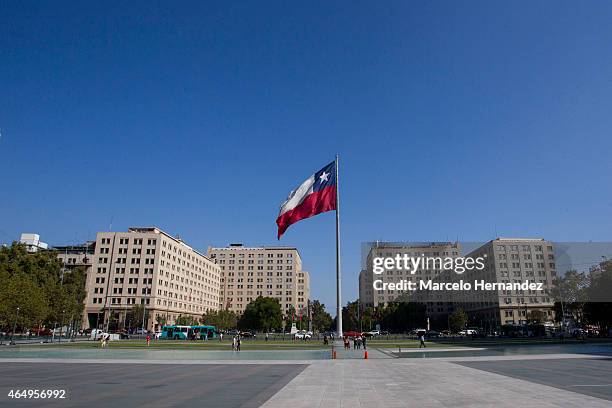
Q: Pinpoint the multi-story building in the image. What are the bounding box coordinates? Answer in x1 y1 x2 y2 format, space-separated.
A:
359 238 556 330
84 227 221 331
19 233 48 253
454 238 557 327
208 244 310 317
54 241 95 276
359 242 461 319
358 268 371 307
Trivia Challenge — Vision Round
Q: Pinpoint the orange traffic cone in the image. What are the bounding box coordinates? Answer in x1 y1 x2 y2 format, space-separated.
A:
364 350 368 359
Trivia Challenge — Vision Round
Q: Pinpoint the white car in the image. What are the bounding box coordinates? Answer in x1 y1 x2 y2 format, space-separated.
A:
459 329 478 335
367 330 380 336
294 330 312 339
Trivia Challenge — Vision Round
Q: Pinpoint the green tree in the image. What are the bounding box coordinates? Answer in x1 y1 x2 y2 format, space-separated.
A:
584 260 612 333
527 310 547 324
238 297 283 332
156 314 167 327
0 272 48 330
380 301 426 333
310 300 333 332
551 270 588 322
201 309 237 330
341 301 360 331
175 315 197 325
0 243 87 332
131 304 145 329
448 309 468 333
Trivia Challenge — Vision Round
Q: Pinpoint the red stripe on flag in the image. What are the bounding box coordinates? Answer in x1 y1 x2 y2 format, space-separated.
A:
276 185 336 239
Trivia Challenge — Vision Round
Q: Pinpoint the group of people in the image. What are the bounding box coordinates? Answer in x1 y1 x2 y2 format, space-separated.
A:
343 335 366 350
231 335 242 351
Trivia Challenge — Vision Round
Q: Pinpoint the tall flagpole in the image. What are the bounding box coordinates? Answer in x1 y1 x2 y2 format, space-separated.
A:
335 154 343 338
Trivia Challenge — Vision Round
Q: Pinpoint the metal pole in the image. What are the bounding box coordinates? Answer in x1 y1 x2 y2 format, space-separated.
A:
335 155 343 338
59 310 65 343
103 234 117 333
560 287 566 333
308 299 312 333
10 307 20 345
142 278 150 331
94 312 100 340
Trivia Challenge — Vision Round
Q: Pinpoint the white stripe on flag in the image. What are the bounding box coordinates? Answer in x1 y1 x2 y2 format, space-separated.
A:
278 175 315 215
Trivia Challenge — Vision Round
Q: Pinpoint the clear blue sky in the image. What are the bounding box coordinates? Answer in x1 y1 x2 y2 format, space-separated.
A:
2 1 611 313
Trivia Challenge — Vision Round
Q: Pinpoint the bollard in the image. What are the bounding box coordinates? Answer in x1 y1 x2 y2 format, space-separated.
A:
364 350 368 359
333 350 337 359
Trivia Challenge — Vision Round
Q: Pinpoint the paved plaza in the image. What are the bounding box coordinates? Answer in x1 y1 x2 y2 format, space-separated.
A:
1 347 612 407
457 358 612 402
0 363 306 408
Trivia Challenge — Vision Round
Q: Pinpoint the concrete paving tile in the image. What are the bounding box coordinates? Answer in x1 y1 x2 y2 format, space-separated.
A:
262 358 612 408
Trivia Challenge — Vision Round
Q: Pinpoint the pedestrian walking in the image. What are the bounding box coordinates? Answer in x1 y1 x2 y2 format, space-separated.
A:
419 334 426 348
362 336 367 350
265 332 269 342
232 336 237 351
146 334 151 347
236 337 241 351
100 332 110 348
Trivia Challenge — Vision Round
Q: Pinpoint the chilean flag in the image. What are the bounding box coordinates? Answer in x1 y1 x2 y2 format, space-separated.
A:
276 161 337 239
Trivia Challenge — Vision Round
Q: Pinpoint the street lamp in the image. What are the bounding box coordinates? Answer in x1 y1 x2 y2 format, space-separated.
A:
59 310 65 343
10 307 20 345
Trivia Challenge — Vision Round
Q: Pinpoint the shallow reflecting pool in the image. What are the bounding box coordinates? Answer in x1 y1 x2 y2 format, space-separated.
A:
0 347 331 360
393 342 612 358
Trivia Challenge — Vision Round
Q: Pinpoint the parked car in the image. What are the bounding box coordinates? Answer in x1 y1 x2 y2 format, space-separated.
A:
343 331 361 338
134 328 148 335
425 330 440 338
458 329 478 336
240 331 256 338
116 332 130 340
364 330 380 337
30 327 53 336
294 330 312 339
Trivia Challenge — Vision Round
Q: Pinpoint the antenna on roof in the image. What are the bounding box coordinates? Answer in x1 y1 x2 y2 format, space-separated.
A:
109 216 114 232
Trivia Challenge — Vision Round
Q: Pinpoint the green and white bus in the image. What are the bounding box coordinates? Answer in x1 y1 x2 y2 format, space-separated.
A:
161 325 217 340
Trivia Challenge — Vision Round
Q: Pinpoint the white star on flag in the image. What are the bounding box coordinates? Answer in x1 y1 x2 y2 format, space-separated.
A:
319 171 330 183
